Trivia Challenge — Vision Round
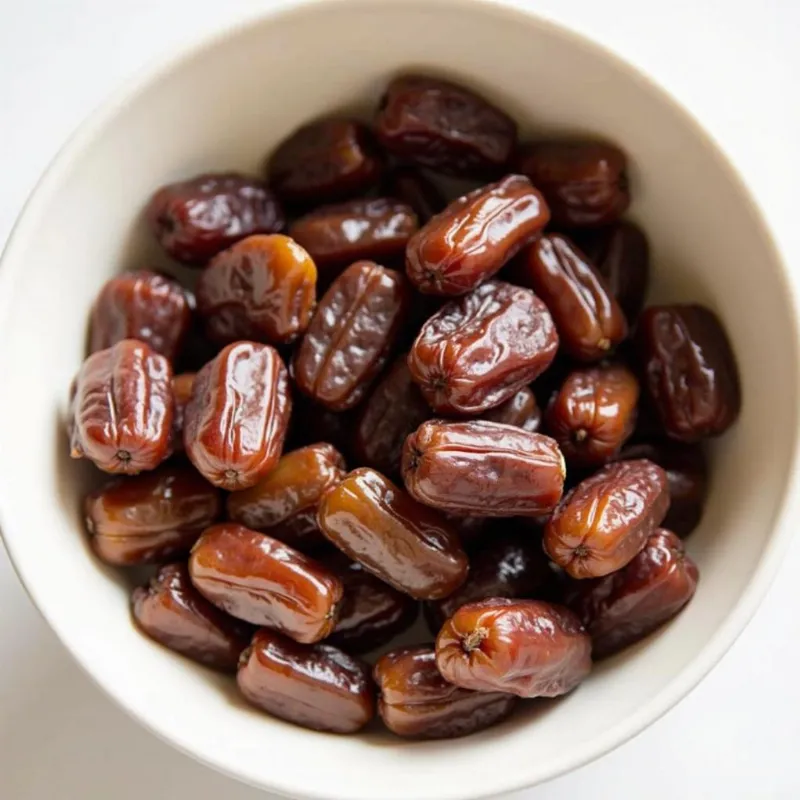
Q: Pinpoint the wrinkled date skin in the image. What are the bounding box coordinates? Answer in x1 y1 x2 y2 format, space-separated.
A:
89 270 192 361
521 234 627 361
481 386 541 432
408 280 559 414
636 304 741 441
516 141 630 228
405 175 549 295
237 628 375 734
85 464 221 566
384 167 446 223
293 261 411 411
70 339 174 474
170 372 196 452
267 118 382 205
402 420 565 517
375 75 517 178
545 363 639 467
183 341 291 489
317 467 468 600
435 598 591 697
289 198 418 275
544 459 670 579
146 173 284 265
374 646 517 739
195 234 317 345
568 529 699 659
189 523 342 643
132 562 252 672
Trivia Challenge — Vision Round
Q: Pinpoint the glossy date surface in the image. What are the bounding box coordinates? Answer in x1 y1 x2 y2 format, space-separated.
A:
170 372 196 452
481 386 541 431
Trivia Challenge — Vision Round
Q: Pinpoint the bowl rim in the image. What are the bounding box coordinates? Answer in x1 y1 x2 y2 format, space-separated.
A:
1 0 799 797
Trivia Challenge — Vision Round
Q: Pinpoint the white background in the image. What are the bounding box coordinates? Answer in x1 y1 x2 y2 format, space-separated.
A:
1 1 799 798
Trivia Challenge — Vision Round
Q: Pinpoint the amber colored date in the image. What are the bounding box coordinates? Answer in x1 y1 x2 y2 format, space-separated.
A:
374 646 517 739
408 280 558 414
544 459 670 579
481 386 541 431
405 175 549 295
317 467 468 600
170 372 196 453
384 167 446 223
435 598 591 697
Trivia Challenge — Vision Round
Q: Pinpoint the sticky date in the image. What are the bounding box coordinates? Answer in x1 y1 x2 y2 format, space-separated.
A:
481 386 541 431
170 372 195 452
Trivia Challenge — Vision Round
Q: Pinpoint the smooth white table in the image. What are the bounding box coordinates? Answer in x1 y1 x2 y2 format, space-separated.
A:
1 1 799 797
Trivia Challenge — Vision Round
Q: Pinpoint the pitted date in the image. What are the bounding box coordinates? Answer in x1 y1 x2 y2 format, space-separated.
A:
405 175 549 295
189 523 342 642
544 459 670 578
374 646 517 739
384 167 446 223
402 420 565 516
184 341 291 489
408 280 558 414
195 234 317 345
568 529 699 658
146 173 284 265
636 304 741 441
375 75 517 178
85 464 221 566
482 386 541 431
435 598 591 697
293 261 411 411
70 339 174 474
170 372 195 452
516 141 629 227
521 234 627 361
317 467 468 599
132 562 252 672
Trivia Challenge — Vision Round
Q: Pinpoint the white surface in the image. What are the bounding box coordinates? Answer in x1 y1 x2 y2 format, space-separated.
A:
0 1 798 798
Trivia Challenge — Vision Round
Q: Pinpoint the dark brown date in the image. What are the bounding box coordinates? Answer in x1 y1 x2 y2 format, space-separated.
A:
374 646 517 739
69 339 174 474
189 523 342 642
317 467 468 600
435 598 591 697
384 167 446 223
195 234 317 345
408 280 558 414
375 75 517 178
402 420 565 516
544 459 670 579
183 341 291 489
293 261 411 411
520 234 627 361
405 175 549 295
287 395 355 457
146 173 284 265
266 507 329 553
516 141 629 227
481 386 541 431
170 372 195 452
635 304 741 441
132 562 252 671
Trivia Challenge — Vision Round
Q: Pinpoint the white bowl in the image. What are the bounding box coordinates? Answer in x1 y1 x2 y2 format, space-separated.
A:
1 0 799 797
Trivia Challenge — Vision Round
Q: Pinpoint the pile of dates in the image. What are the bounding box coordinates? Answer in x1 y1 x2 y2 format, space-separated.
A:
69 73 739 739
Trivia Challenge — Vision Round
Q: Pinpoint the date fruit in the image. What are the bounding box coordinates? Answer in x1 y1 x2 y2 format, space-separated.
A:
384 167 446 223
481 386 540 431
170 372 195 452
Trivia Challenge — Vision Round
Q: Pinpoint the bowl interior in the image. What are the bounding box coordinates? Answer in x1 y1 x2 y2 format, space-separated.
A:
0 1 797 798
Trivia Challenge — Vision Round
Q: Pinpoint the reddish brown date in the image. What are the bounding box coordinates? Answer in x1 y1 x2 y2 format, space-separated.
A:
521 234 627 361
189 523 342 642
85 464 221 566
146 173 284 265
568 529 699 659
374 646 517 739
89 270 192 361
402 420 565 517
69 339 174 474
293 261 411 411
544 459 670 579
405 175 549 295
267 118 382 205
481 386 541 431
132 562 252 671
636 304 741 441
384 167 446 223
317 467 468 600
435 598 591 697
170 372 195 452
408 280 559 414
516 141 629 227
183 341 291 489
195 234 317 345
238 628 374 733
545 363 639 467
375 75 517 178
